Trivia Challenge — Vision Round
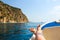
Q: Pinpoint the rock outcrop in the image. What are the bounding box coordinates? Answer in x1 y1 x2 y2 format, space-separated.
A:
0 1 28 23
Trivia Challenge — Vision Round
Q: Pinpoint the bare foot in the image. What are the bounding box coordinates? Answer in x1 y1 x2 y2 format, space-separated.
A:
29 25 45 40
29 28 36 34
29 25 42 34
37 25 42 33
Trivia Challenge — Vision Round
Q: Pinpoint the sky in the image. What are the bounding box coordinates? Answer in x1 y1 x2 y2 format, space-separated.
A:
1 0 60 22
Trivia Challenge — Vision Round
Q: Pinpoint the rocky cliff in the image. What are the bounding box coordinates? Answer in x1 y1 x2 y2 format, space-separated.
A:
0 1 28 23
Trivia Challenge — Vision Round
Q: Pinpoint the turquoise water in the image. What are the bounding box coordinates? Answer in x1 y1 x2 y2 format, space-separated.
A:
0 22 43 40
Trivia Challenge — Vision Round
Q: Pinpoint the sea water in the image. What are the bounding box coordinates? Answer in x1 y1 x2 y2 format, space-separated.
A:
0 22 44 40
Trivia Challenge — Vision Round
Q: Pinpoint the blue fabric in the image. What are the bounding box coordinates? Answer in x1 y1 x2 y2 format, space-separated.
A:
41 21 60 30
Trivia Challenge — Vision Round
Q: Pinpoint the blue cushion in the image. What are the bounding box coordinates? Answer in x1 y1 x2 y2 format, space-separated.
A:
41 21 60 30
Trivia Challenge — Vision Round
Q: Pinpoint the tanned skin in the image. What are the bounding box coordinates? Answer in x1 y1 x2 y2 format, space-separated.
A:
29 25 46 40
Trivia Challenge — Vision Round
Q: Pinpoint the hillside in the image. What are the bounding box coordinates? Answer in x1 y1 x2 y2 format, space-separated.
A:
0 1 28 23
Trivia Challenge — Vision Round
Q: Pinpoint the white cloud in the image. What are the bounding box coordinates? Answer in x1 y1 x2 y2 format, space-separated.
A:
32 5 60 22
52 0 57 1
51 5 60 13
54 6 60 10
53 0 60 1
47 5 60 22
47 0 59 2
